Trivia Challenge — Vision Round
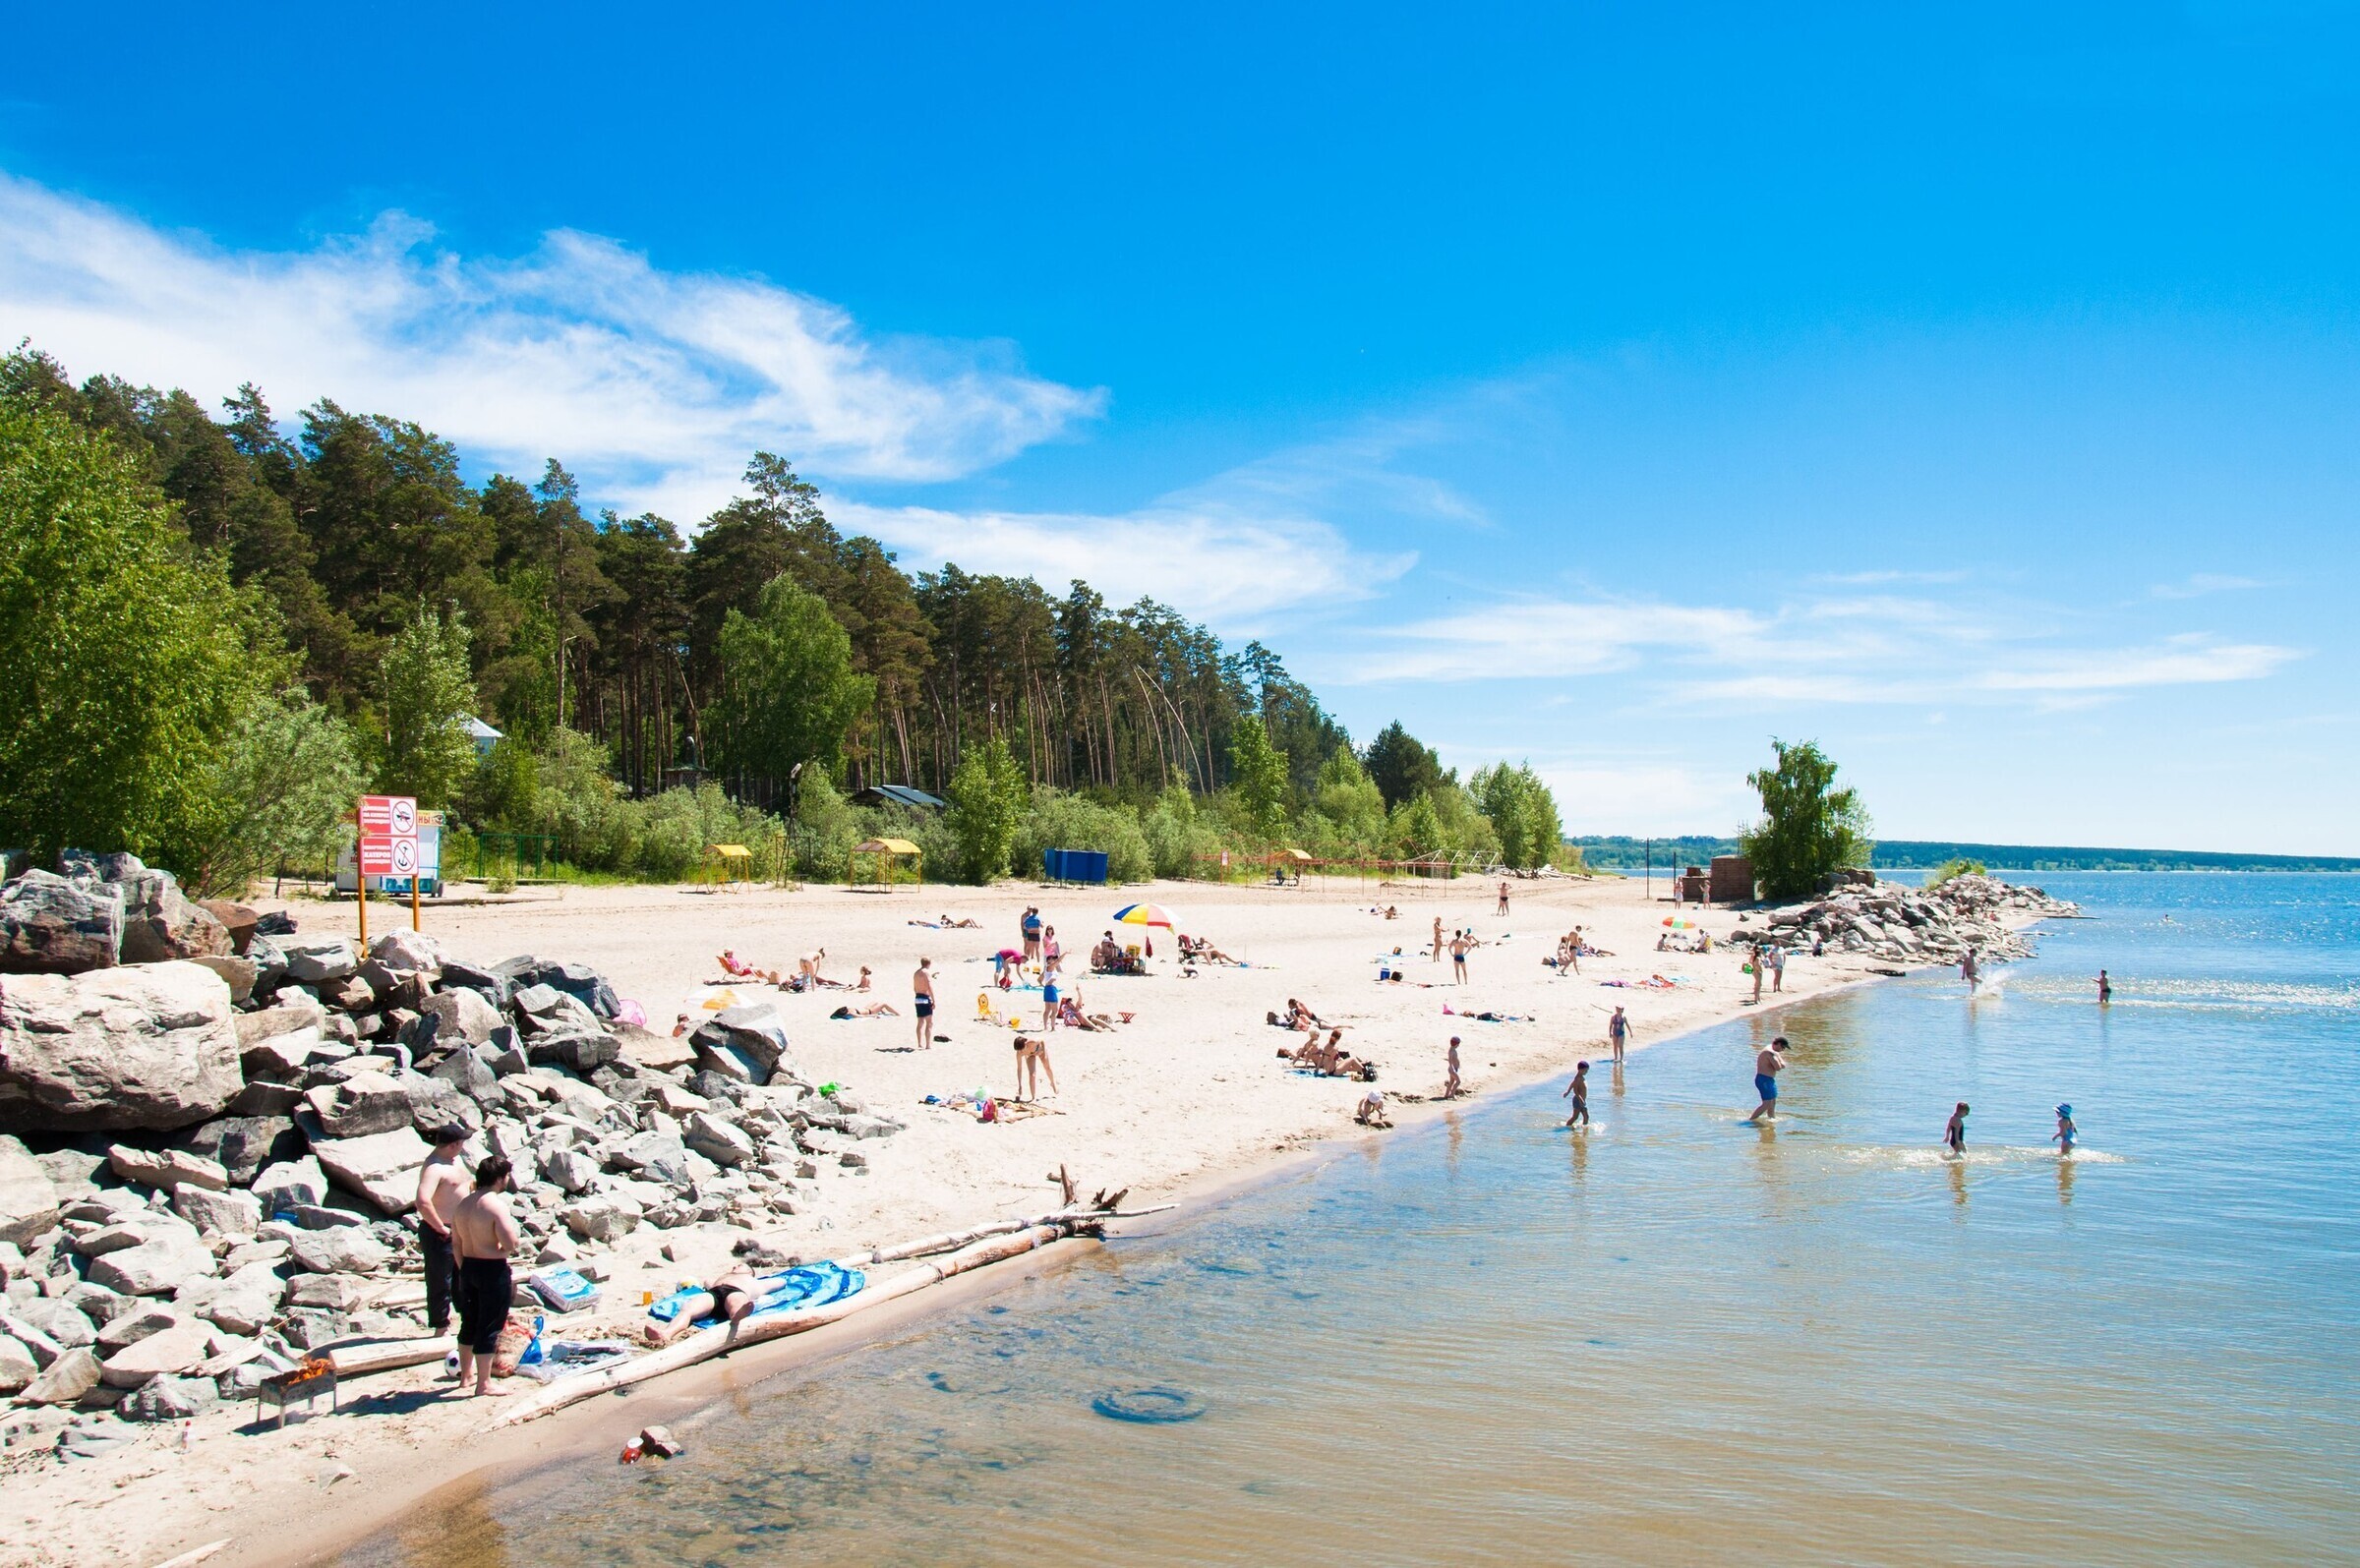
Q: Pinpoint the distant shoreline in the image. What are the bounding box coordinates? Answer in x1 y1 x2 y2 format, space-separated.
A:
1568 840 2360 875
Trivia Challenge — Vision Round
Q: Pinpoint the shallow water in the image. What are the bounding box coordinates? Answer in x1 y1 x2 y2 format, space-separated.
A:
344 873 2360 1567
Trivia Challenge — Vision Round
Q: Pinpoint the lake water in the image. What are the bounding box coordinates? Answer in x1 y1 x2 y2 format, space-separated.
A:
344 873 2360 1567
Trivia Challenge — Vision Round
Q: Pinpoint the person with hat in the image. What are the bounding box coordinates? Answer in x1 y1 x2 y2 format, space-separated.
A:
2052 1104 2078 1155
414 1123 472 1341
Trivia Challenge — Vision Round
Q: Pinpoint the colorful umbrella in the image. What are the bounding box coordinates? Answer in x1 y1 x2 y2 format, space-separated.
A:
1662 916 1697 929
1112 902 1180 930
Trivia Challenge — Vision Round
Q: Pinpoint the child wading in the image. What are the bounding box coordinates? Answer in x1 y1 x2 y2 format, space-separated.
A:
1562 1060 1591 1128
1943 1101 1970 1154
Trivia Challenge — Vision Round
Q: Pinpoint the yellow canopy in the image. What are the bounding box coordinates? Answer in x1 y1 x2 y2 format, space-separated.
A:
855 838 921 855
708 843 752 859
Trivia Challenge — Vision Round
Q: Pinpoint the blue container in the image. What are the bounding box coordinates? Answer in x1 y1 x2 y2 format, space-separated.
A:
1042 848 1109 884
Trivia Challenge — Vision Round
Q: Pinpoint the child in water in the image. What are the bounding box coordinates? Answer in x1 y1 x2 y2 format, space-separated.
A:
1943 1101 1970 1154
2052 1103 2077 1155
1562 1061 1591 1128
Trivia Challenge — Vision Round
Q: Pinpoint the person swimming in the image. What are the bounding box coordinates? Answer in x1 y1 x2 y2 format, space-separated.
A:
2052 1103 2077 1154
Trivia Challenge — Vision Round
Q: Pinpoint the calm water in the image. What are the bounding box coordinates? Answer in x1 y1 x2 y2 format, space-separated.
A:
346 873 2360 1567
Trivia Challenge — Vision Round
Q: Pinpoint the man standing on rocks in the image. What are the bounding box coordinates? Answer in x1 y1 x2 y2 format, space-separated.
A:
1745 1036 1789 1124
913 957 936 1050
415 1125 472 1342
449 1154 521 1399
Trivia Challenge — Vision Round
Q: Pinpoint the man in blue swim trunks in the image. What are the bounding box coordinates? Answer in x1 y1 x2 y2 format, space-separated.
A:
1745 1036 1789 1123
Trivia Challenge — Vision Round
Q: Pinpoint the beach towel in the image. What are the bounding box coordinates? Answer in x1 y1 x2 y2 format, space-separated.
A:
648 1261 867 1327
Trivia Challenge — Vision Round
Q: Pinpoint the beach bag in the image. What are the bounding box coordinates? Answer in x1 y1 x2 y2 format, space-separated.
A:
491 1311 538 1377
527 1266 601 1313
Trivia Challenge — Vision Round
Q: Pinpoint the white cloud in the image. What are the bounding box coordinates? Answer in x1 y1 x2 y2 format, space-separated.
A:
0 171 1102 514
1339 592 2302 709
2149 572 2265 600
838 494 1416 629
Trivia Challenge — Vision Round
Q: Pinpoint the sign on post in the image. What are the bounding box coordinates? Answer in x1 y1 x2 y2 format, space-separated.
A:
356 793 421 931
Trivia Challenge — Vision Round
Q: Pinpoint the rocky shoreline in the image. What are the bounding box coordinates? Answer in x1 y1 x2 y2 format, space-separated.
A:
1760 872 2081 966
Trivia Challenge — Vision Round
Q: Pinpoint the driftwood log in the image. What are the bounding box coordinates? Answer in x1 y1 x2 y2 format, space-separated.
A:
488 1204 1169 1428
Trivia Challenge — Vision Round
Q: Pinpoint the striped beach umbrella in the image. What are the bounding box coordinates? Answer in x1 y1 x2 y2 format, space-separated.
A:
1662 916 1698 929
1112 901 1180 930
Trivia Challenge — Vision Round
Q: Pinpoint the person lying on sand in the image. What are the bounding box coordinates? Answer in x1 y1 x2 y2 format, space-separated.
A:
944 914 980 929
829 1002 901 1018
1355 1089 1392 1128
1056 996 1114 1031
705 1263 760 1342
718 950 780 983
1180 935 1241 964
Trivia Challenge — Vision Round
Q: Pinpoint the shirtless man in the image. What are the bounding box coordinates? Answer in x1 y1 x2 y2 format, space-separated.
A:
1745 1035 1789 1123
1497 881 1510 916
1961 949 1979 987
1444 1034 1463 1099
913 957 936 1049
2096 968 2112 1004
414 1125 471 1339
448 1155 521 1397
1450 930 1472 985
706 1262 761 1343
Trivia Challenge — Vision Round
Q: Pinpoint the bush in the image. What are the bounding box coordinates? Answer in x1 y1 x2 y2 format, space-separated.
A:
1142 786 1219 878
1926 856 1985 890
1016 788 1154 883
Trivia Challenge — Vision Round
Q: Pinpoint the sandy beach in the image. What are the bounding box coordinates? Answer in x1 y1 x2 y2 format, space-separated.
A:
2 871 1923 1568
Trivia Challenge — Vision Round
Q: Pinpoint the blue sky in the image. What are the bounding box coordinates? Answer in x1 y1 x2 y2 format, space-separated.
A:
3 3 2356 851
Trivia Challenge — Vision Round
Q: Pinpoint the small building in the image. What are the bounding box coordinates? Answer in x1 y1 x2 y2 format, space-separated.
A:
853 784 949 811
1709 854 1756 903
1677 866 1710 902
465 717 503 760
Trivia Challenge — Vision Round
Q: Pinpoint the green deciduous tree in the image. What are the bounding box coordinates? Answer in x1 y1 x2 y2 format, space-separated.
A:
712 573 875 808
947 735 1030 883
0 384 262 861
1471 762 1565 870
167 686 367 896
380 609 480 809
1740 738 1874 900
1228 714 1289 840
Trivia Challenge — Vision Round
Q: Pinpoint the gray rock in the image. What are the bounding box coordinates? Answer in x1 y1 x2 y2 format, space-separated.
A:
19 1345 99 1404
251 1155 328 1214
437 959 512 1009
119 1371 217 1421
280 939 357 985
303 1072 414 1139
54 1419 137 1460
0 1135 60 1248
188 954 258 1004
286 1227 389 1274
88 1232 217 1297
195 899 259 955
367 929 443 973
12 1298 95 1348
116 870 232 964
840 1113 903 1140
528 1030 620 1074
558 1195 639 1244
0 960 242 1133
236 995 326 1046
0 869 122 974
0 1334 35 1393
94 1304 185 1354
173 1116 301 1186
537 1147 600 1193
688 1005 796 1086
609 1132 691 1187
308 1126 431 1215
284 1204 365 1231
837 1149 868 1170
682 1110 755 1168
489 1037 531 1078
286 1273 369 1310
278 1307 351 1350
172 1185 261 1238
98 1316 209 1386
429 1050 499 1103
64 1282 129 1325
106 1144 228 1192
193 1262 287 1336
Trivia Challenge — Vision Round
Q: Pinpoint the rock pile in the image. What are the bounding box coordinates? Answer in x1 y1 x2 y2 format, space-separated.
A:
0 851 901 1426
1761 873 2080 965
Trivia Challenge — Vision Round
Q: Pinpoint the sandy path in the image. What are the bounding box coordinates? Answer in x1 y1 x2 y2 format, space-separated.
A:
3 873 1900 1568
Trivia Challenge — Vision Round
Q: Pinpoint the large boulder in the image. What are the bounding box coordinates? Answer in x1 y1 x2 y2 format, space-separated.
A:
106 1144 228 1192
280 939 356 985
98 1317 210 1387
18 1345 99 1404
309 1125 432 1215
116 871 233 964
437 958 512 1009
302 1072 414 1139
367 930 442 973
251 1155 328 1214
0 870 122 974
195 900 259 956
120 1372 218 1422
192 1262 288 1336
88 1231 217 1297
682 1110 755 1168
172 1185 262 1238
189 955 258 1004
174 1115 302 1186
689 1005 796 1086
420 987 502 1047
0 1334 35 1393
0 961 243 1133
0 1133 60 1248
285 1225 389 1274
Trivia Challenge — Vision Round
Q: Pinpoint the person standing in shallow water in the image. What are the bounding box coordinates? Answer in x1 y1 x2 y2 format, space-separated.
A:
1607 1005 1629 1065
2096 969 2112 1003
1745 1036 1788 1123
1943 1101 1970 1154
1562 1060 1591 1128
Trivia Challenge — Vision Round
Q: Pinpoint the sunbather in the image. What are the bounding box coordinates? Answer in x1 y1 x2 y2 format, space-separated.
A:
943 914 980 929
829 1002 901 1018
718 950 779 983
706 1263 760 1342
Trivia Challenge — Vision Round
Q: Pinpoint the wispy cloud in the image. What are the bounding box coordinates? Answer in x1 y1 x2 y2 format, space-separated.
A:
1338 591 2302 709
2150 572 2264 600
0 171 1102 516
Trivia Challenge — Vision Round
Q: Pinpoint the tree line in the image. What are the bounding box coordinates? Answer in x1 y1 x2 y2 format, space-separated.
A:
0 344 1567 889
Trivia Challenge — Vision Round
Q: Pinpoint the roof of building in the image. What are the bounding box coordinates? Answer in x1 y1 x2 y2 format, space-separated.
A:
854 784 949 810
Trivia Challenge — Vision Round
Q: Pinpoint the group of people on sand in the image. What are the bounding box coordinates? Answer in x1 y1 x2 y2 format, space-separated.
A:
716 948 867 993
1422 918 1481 983
1283 1026 1375 1080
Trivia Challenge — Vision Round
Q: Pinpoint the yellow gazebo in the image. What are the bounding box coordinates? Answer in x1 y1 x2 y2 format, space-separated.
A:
704 843 754 887
849 837 922 890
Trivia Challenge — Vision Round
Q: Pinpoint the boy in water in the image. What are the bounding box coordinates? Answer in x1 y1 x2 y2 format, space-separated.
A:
1563 1060 1591 1128
2095 969 2112 1003
1943 1101 1970 1154
1744 1036 1788 1123
2052 1103 2077 1154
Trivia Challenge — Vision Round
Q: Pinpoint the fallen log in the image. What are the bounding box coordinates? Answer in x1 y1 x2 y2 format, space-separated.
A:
327 1336 455 1377
490 1222 1070 1427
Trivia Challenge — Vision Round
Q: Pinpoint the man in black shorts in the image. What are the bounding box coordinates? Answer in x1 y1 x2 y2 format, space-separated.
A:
448 1154 520 1398
914 956 936 1049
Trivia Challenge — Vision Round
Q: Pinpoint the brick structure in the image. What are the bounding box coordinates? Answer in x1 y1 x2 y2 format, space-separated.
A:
1709 854 1755 903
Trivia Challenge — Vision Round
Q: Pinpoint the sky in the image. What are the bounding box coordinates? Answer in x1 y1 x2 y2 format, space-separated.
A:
3 2 2357 852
